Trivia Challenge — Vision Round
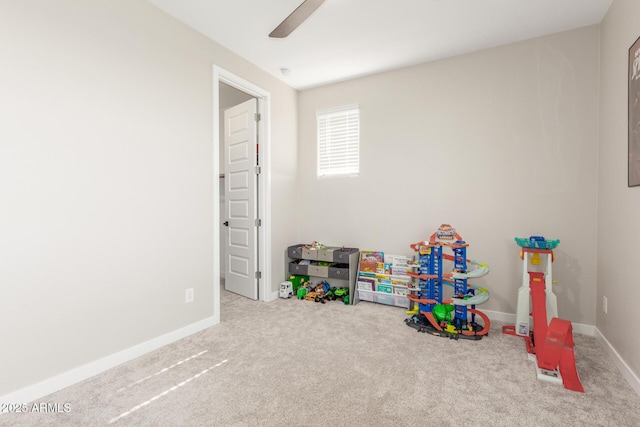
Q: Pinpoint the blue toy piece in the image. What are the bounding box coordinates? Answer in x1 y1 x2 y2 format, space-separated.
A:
452 242 469 329
418 244 441 315
320 280 331 292
515 236 560 250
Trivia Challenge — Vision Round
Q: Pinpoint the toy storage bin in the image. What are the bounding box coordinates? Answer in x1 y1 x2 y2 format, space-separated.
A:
289 259 309 275
301 247 319 260
287 244 305 259
308 262 330 277
357 289 376 303
375 293 397 307
318 247 338 262
333 247 358 262
328 264 349 279
357 289 410 308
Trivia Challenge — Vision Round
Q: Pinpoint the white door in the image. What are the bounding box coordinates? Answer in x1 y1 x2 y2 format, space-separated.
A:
224 98 258 300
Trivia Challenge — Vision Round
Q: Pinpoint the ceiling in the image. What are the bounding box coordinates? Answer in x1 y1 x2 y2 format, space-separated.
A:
147 0 612 90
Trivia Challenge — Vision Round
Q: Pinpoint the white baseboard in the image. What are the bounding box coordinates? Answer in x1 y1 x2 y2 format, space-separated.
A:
483 309 595 336
267 290 279 302
483 309 517 324
595 328 640 397
0 316 219 407
568 322 595 337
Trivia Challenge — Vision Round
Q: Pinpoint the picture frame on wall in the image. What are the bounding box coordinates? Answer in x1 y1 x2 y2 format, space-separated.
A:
628 36 640 187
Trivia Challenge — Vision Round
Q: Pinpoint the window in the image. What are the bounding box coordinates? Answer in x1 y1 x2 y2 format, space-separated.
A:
317 104 359 177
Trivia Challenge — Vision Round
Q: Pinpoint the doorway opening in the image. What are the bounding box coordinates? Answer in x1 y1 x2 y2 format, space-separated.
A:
213 66 272 323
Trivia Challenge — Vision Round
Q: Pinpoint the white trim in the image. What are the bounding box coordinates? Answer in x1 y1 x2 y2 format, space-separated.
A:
0 317 217 407
213 66 273 304
595 328 640 397
483 309 595 336
482 309 518 324
565 322 594 337
316 103 360 116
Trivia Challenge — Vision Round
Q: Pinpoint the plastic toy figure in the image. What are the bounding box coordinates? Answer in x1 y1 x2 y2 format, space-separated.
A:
297 283 313 299
279 281 294 298
334 287 349 303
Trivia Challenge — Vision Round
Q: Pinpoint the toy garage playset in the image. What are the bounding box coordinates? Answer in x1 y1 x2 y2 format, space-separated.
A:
404 224 492 340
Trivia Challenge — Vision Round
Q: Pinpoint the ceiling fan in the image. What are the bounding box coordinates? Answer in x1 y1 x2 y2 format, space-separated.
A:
269 0 326 38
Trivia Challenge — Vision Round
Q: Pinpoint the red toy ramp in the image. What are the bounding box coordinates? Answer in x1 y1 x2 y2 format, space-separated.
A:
462 308 490 337
537 317 584 393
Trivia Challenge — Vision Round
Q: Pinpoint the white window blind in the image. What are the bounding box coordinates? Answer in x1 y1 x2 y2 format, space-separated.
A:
317 104 359 176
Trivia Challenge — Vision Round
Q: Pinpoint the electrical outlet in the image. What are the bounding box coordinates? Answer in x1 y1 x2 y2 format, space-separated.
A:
603 296 607 314
185 288 194 304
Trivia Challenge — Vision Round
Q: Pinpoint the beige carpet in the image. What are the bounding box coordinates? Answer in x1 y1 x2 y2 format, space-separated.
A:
3 287 640 426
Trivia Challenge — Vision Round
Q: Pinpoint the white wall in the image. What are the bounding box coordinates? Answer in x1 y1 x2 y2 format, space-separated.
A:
297 26 600 325
0 0 298 396
598 0 640 381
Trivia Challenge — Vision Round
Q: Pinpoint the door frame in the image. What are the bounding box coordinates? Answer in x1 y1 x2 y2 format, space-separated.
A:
213 66 272 322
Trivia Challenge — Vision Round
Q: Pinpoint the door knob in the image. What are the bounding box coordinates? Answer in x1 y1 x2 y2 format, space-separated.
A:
223 221 229 226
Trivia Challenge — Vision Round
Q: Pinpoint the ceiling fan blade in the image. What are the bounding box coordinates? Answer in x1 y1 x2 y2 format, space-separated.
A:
269 0 326 38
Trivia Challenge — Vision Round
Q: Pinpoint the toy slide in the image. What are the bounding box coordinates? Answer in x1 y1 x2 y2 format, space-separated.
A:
411 306 491 337
406 271 440 280
451 284 490 306
463 308 491 336
442 254 490 279
451 262 490 279
406 259 489 281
